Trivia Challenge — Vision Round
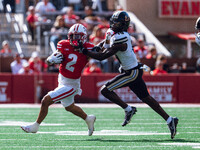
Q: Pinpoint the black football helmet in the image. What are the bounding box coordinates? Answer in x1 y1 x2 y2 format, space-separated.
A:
195 17 200 30
110 11 130 33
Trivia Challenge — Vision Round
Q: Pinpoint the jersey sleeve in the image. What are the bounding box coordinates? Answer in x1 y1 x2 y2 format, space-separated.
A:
57 40 67 53
111 33 128 45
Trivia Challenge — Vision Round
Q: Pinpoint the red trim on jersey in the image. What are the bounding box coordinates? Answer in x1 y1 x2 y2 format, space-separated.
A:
52 88 74 102
73 25 76 31
76 24 79 31
53 90 76 102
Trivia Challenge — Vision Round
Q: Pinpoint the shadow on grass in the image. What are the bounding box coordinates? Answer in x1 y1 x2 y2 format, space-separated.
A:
81 138 197 143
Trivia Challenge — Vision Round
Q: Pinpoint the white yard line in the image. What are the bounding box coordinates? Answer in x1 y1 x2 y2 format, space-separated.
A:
0 139 27 141
0 121 65 126
159 143 200 149
38 130 171 136
1 120 200 127
1 130 200 136
0 146 170 149
0 103 200 108
193 146 200 149
159 143 200 146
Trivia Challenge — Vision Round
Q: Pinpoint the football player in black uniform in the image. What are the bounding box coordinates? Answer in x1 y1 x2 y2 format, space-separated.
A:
81 11 178 139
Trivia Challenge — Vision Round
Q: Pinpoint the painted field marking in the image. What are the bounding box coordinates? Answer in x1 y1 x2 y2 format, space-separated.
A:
193 146 200 148
0 121 65 126
159 143 200 146
0 145 173 149
36 130 171 136
0 131 198 135
1 120 199 127
158 143 200 149
0 139 27 141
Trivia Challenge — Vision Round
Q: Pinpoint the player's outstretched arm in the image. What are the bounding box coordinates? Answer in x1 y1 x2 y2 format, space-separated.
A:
82 43 127 61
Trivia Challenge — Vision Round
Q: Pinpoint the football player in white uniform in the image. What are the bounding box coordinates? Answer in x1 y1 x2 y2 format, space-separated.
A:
81 11 178 139
195 17 200 46
21 24 96 136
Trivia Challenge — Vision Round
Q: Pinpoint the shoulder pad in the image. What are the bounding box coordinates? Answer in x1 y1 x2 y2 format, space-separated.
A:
57 40 70 49
112 32 128 44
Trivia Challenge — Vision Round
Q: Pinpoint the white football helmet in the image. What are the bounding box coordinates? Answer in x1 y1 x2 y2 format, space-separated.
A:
68 23 87 49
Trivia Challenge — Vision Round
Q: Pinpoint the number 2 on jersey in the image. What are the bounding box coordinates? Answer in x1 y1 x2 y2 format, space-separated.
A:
65 54 77 72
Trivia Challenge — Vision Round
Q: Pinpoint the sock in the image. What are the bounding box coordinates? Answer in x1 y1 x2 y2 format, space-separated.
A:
124 105 132 112
167 116 172 124
33 122 40 127
85 115 89 121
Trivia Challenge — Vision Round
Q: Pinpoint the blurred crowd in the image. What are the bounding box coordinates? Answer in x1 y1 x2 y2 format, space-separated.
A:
10 51 47 75
0 0 199 75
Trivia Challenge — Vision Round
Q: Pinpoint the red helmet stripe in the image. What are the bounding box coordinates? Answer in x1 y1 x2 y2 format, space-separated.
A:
73 25 76 31
76 24 79 32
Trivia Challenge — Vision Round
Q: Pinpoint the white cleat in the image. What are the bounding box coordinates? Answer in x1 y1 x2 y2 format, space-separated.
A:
21 122 39 133
85 115 96 136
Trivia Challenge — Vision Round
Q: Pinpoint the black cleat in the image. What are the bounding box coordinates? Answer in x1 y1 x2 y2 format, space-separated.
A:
167 117 179 139
122 107 137 126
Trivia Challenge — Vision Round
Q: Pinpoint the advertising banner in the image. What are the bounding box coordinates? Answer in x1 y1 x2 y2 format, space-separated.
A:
159 0 200 18
96 75 178 103
0 74 12 102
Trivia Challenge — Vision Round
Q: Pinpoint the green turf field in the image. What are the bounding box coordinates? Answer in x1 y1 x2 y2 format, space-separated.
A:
0 104 200 150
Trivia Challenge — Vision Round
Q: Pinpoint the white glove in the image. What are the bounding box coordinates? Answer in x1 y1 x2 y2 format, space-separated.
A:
195 32 200 46
104 28 114 48
105 28 114 41
140 64 150 72
47 51 63 64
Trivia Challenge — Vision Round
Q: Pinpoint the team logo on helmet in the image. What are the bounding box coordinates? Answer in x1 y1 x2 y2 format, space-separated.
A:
125 16 130 21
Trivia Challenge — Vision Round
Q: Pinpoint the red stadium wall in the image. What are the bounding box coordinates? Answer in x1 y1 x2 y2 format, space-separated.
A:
178 74 200 103
0 74 12 103
0 73 199 103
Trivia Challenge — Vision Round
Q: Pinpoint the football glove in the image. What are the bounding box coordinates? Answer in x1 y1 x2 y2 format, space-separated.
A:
47 51 63 64
105 28 114 41
80 48 88 55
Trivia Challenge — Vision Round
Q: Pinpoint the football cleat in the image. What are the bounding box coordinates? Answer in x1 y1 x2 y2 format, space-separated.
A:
85 115 96 136
167 117 179 139
122 107 137 126
21 122 39 133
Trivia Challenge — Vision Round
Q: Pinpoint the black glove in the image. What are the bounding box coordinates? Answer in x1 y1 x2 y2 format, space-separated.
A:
92 46 101 52
81 48 88 55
